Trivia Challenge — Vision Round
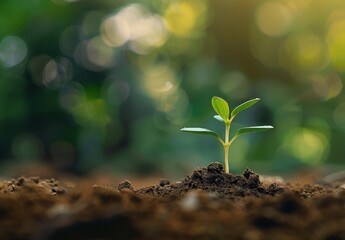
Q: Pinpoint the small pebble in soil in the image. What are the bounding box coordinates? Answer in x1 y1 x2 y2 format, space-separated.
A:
268 183 284 195
191 170 202 180
30 177 40 184
118 180 135 191
243 169 257 179
8 185 16 192
52 186 65 195
16 177 25 186
159 179 170 187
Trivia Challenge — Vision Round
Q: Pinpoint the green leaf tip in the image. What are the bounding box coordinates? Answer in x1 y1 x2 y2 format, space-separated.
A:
211 96 230 121
180 127 220 140
231 98 260 118
236 125 273 137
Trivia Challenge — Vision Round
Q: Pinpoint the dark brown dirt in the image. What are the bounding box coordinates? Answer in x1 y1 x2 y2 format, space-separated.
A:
136 162 284 198
0 163 344 240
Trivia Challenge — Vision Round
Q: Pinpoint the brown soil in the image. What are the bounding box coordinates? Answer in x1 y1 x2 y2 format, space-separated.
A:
0 162 345 240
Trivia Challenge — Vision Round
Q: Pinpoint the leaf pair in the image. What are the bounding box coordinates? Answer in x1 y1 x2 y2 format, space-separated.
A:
180 126 273 143
180 96 273 143
212 97 260 123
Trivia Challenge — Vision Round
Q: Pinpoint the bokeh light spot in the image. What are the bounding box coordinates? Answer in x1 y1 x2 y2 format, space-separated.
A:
101 4 167 53
256 1 293 37
29 56 73 89
141 64 180 98
42 58 73 89
327 16 345 71
281 34 329 72
29 55 52 86
59 82 86 112
101 12 131 47
164 0 206 37
295 35 325 69
309 73 342 100
59 83 110 127
0 35 28 68
73 98 110 127
284 128 328 165
43 60 58 86
86 37 116 68
129 15 167 54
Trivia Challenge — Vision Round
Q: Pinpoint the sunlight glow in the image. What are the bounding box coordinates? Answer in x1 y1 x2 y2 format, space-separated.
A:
101 4 167 53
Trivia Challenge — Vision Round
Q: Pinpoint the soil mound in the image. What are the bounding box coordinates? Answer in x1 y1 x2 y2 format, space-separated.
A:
135 162 284 198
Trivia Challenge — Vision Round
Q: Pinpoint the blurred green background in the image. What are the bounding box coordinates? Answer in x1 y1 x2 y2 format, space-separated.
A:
0 0 344 177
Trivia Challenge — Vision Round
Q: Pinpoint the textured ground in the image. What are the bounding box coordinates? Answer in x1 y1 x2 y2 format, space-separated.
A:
0 163 344 240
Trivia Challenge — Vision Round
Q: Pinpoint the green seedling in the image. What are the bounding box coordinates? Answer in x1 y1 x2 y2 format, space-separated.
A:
181 96 273 173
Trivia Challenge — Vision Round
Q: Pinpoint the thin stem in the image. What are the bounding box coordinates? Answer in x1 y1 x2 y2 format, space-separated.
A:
224 122 230 173
225 122 230 144
224 145 229 173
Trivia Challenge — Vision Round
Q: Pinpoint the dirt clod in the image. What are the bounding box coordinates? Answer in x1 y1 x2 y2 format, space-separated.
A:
207 162 223 173
159 179 170 187
118 180 135 191
52 186 65 195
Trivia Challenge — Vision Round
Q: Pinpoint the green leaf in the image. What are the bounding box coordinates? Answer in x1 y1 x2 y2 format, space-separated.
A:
211 96 230 121
236 125 273 137
213 115 224 122
180 127 220 140
231 98 260 118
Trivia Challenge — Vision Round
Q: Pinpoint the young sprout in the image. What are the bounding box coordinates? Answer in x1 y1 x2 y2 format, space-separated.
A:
181 96 273 174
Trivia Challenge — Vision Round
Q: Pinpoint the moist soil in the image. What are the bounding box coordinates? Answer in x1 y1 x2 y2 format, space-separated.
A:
0 162 345 240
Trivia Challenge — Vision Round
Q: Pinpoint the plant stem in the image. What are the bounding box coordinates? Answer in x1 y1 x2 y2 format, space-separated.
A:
224 122 230 173
224 145 229 173
225 123 230 144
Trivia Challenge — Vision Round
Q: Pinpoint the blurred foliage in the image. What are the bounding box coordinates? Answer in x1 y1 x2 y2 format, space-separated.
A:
1 0 345 176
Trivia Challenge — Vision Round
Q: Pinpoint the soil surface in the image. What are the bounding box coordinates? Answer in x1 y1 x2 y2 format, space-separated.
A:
0 162 345 240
